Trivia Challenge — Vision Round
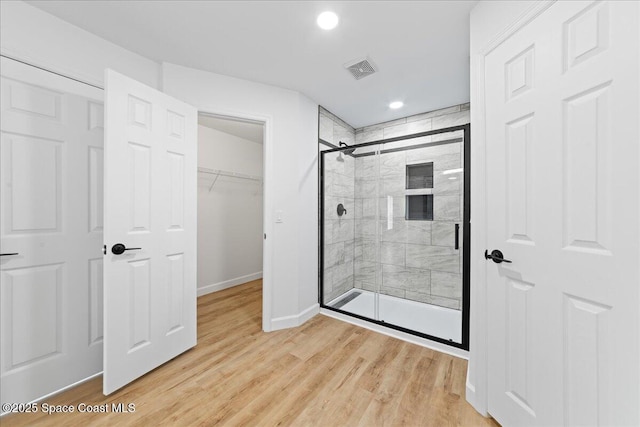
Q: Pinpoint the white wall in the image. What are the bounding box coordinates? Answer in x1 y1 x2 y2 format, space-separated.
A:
162 63 319 331
0 1 160 89
197 125 263 295
1 0 320 333
467 0 540 417
198 125 263 175
469 0 538 53
296 95 321 315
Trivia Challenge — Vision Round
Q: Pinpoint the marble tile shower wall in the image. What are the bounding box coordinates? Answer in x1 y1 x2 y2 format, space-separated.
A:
319 106 355 148
353 103 469 310
320 107 356 303
354 103 470 144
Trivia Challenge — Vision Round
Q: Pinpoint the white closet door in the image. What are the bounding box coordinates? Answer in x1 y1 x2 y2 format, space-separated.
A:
103 70 197 394
0 57 104 405
484 1 639 426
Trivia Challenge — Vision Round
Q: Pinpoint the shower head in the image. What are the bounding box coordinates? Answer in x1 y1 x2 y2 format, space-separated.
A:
339 141 355 155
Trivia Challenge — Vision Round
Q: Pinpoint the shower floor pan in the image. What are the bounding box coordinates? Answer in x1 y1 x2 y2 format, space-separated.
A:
328 288 462 343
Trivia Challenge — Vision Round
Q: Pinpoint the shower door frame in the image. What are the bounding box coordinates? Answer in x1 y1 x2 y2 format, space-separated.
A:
319 124 471 350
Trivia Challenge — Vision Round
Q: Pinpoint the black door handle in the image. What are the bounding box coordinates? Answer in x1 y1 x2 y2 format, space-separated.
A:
485 249 512 264
0 253 19 256
111 244 141 255
454 224 460 250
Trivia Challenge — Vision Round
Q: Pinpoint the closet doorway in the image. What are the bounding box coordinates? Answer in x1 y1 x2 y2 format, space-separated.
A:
196 114 264 303
0 56 264 407
1 56 200 405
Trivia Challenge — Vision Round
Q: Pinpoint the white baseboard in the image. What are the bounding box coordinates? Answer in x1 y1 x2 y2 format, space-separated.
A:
197 272 262 297
466 379 488 417
270 303 319 331
1 371 102 417
466 367 490 416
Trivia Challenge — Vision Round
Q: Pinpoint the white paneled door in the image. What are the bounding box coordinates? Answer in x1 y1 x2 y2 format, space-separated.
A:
0 57 104 404
485 1 639 426
103 70 197 394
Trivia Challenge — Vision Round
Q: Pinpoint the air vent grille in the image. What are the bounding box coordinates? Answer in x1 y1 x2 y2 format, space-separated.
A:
345 58 377 80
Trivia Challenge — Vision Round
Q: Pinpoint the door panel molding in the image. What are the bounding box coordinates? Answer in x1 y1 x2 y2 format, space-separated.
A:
103 69 197 395
468 0 556 416
470 1 640 425
0 56 104 407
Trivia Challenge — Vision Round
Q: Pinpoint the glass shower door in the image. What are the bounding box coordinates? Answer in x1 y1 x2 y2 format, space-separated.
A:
321 143 381 319
376 129 465 343
321 126 468 347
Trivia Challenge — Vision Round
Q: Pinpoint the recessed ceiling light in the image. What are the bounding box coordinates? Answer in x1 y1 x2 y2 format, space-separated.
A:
389 101 404 109
317 11 339 30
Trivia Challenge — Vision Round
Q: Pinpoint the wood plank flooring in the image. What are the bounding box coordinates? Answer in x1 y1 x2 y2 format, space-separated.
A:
3 280 498 426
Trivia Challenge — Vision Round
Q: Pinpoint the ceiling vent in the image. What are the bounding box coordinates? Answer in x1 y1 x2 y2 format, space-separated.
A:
344 57 377 80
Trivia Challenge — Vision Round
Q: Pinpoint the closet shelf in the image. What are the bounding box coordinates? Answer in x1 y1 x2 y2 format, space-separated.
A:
198 167 262 192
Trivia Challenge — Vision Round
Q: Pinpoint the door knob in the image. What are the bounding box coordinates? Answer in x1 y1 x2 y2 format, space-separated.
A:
484 249 512 264
111 244 141 255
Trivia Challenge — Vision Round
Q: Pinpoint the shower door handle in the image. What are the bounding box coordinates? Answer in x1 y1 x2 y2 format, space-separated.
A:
0 253 19 256
454 224 460 250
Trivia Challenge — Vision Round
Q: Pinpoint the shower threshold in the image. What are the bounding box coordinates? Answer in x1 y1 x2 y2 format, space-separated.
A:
327 288 462 344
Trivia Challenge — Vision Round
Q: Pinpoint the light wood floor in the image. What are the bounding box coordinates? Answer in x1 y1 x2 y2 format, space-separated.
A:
4 280 498 427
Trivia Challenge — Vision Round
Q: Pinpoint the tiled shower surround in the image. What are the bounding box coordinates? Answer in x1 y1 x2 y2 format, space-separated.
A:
320 107 356 303
320 104 469 310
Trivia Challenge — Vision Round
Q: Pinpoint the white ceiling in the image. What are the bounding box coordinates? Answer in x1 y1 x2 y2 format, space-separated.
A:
198 114 264 144
27 0 475 128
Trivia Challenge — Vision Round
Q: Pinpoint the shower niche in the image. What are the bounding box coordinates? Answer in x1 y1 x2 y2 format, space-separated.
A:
319 124 470 349
406 195 433 221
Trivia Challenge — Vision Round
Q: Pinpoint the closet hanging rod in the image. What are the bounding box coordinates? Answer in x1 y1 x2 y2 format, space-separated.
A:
197 167 262 182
